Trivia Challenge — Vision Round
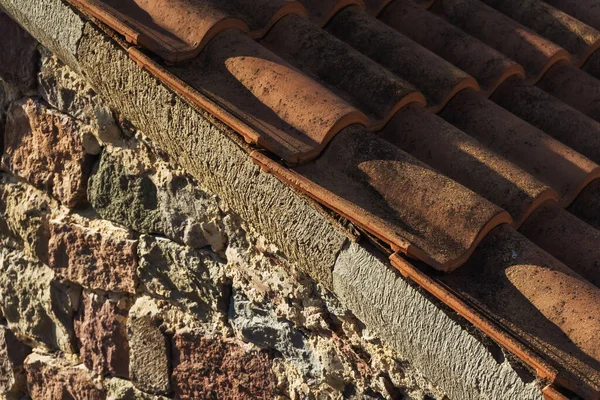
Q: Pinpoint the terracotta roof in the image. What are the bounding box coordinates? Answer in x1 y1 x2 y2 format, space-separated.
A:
67 0 600 397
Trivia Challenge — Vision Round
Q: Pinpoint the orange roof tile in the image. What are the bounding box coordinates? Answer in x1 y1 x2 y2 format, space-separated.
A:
68 0 600 397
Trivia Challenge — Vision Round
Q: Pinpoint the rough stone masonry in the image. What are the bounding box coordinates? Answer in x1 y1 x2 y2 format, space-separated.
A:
0 11 447 400
0 4 546 400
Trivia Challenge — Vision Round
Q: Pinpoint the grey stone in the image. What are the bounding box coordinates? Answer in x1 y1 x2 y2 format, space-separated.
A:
229 290 322 381
137 235 228 320
0 248 77 353
332 242 544 400
0 11 38 90
128 297 171 396
38 49 121 145
105 377 169 400
88 143 227 251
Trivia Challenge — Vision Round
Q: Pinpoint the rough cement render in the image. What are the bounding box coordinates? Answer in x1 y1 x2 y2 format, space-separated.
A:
333 243 544 400
0 2 553 399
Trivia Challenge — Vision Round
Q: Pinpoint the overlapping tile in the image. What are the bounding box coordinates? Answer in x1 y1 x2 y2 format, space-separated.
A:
65 0 600 396
71 0 307 62
260 15 425 129
326 6 479 112
167 30 367 163
380 0 525 95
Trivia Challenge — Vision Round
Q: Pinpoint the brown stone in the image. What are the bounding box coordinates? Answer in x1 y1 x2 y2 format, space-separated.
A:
0 326 30 398
2 98 93 207
25 353 105 400
74 291 131 378
48 215 138 293
0 12 38 90
128 297 171 395
172 329 276 400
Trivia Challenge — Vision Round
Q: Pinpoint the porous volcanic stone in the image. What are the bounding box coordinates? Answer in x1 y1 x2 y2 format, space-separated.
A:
74 291 132 378
0 174 57 260
0 248 76 353
88 144 226 251
104 377 169 400
172 329 277 400
48 214 138 293
25 353 105 400
0 12 38 90
137 235 227 320
2 98 93 207
128 297 171 395
0 326 30 398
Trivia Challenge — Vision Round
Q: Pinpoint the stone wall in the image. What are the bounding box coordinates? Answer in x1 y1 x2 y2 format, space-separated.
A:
0 13 448 400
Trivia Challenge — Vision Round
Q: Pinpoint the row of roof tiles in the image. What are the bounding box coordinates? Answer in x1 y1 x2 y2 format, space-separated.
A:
68 0 600 397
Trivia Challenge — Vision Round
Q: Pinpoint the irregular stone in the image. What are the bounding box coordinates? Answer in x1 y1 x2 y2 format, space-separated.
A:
88 143 226 251
229 291 322 380
137 235 227 320
104 377 169 400
38 49 122 145
2 98 94 207
48 213 138 293
128 297 171 396
0 174 58 259
0 12 38 90
0 326 30 398
172 329 276 400
0 248 76 353
74 291 132 378
25 353 105 400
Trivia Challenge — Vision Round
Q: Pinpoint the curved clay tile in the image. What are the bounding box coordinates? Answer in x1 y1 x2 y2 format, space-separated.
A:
362 0 393 16
440 225 600 399
568 179 600 231
168 30 367 163
72 0 307 63
327 6 479 112
430 0 570 83
291 125 511 272
539 0 600 33
538 61 600 123
297 0 365 26
440 90 600 206
492 77 600 165
520 202 600 288
260 15 425 130
380 104 558 227
479 0 600 66
379 1 525 96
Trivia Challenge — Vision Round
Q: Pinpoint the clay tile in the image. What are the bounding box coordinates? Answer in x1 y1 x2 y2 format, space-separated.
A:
538 61 600 123
72 0 307 63
292 125 512 272
380 104 558 227
168 30 367 163
479 0 600 66
520 201 600 288
492 77 600 165
260 15 425 129
568 179 600 231
327 6 479 112
430 0 570 82
379 0 525 96
539 0 600 34
440 90 600 206
297 0 365 26
439 225 600 399
362 0 393 16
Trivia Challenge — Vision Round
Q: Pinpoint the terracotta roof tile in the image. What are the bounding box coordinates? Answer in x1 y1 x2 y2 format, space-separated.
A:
326 6 479 111
69 0 600 396
380 0 525 95
260 15 425 129
167 29 367 163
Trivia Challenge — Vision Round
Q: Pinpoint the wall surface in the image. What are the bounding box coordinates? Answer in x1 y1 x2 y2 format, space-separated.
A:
0 2 546 399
